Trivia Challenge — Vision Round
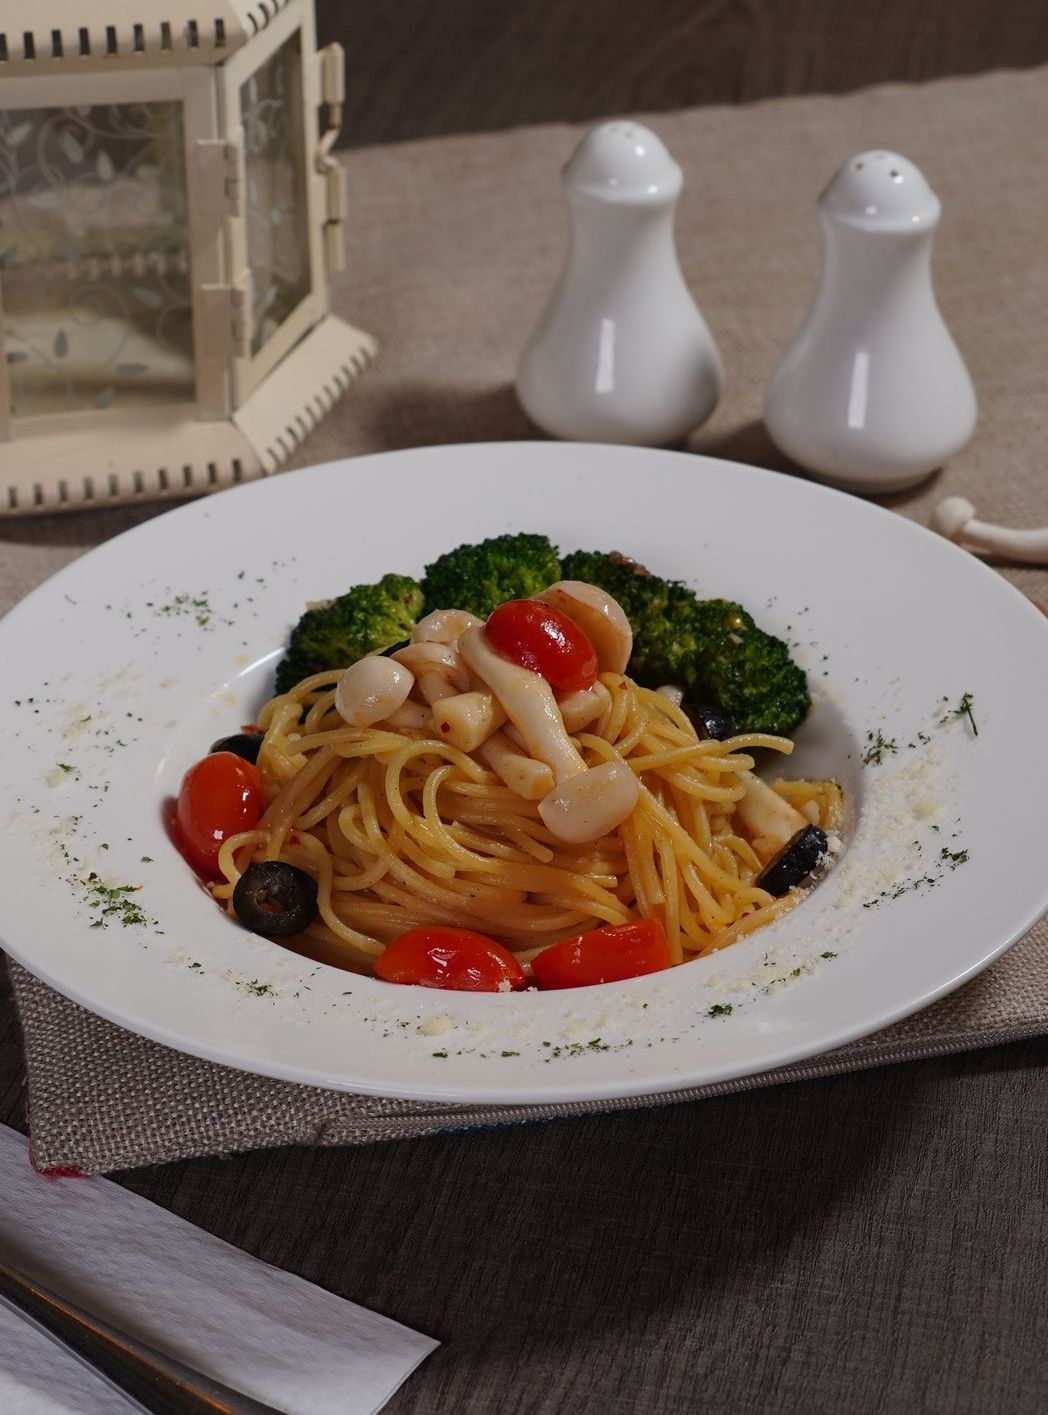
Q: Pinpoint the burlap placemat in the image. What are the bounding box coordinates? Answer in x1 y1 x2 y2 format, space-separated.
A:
3 66 1047 1172
7 933 1048 1174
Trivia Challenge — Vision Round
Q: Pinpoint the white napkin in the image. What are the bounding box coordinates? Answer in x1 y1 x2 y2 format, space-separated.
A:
0 1124 438 1415
0 1295 141 1413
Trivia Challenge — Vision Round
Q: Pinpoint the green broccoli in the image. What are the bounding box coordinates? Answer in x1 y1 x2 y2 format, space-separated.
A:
687 599 811 738
274 573 424 695
559 549 810 736
421 533 561 619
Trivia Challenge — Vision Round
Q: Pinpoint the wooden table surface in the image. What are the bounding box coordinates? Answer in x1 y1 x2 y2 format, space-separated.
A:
2 963 1046 1413
318 0 1048 148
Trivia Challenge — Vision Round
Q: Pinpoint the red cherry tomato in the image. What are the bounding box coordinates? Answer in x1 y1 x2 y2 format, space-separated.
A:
176 752 262 878
531 918 671 989
485 600 598 692
374 926 526 992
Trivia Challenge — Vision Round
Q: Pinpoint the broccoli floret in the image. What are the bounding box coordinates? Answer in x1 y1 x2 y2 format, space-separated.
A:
274 573 424 694
559 550 810 736
421 533 561 619
688 599 811 738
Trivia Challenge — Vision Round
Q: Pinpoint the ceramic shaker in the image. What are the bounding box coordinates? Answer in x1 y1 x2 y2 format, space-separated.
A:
516 121 723 445
764 150 977 493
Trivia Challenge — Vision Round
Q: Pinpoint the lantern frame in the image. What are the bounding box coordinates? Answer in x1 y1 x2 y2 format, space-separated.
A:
0 0 375 514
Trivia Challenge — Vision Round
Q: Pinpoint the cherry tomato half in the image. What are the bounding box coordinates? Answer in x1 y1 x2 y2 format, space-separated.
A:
485 600 598 692
374 926 526 992
531 918 671 989
176 751 262 878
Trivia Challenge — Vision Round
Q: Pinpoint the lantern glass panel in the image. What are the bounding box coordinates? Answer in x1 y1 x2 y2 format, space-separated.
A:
240 32 310 357
0 103 194 420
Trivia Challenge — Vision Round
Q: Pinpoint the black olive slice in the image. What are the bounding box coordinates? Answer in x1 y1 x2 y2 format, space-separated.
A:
756 825 829 898
380 639 412 657
210 731 264 763
683 702 736 741
233 862 319 937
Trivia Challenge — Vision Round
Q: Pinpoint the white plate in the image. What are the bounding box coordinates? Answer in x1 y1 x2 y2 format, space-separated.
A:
1 443 1046 1102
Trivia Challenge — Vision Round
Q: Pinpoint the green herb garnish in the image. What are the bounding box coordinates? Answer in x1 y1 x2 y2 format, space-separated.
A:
951 692 978 736
939 846 970 869
76 872 151 929
862 730 897 766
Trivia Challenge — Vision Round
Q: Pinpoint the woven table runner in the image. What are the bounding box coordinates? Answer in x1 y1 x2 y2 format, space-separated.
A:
7 935 1048 1173
3 66 1047 1173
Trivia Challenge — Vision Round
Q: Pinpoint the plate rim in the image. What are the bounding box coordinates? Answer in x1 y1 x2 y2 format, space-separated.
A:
2 440 1046 1103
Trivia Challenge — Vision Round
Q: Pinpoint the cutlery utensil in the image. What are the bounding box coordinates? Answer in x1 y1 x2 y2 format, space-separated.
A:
0 1257 283 1415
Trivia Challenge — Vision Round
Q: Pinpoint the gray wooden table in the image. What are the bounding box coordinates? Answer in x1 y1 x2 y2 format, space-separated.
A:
317 0 1048 148
1 965 1045 1413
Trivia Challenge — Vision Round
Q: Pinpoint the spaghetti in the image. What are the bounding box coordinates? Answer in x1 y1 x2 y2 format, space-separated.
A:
211 667 843 977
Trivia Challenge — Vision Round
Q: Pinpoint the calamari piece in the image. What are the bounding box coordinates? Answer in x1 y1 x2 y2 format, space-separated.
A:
655 684 684 707
430 691 507 753
411 608 484 646
479 729 555 800
336 657 414 727
537 581 633 673
736 772 808 853
392 641 470 704
382 699 431 730
538 761 640 844
557 681 612 733
459 626 585 784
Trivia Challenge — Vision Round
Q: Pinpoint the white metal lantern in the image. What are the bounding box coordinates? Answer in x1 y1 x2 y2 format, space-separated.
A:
0 1 375 513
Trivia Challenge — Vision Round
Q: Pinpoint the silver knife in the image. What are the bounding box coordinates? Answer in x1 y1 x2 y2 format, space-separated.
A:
0 1257 285 1415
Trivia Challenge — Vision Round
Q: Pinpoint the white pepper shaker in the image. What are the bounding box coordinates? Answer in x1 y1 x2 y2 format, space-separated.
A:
764 150 977 493
516 120 723 446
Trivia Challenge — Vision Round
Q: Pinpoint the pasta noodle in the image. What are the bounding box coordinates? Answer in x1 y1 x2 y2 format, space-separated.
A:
211 668 841 977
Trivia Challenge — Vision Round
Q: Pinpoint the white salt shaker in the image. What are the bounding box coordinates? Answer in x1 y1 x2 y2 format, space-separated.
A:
764 150 977 493
516 121 723 445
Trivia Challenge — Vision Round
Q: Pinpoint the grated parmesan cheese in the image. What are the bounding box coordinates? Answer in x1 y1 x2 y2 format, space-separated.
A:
417 1014 454 1037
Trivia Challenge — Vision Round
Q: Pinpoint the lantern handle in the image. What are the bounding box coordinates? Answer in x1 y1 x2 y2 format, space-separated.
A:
315 43 347 273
